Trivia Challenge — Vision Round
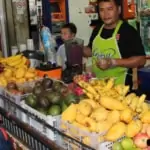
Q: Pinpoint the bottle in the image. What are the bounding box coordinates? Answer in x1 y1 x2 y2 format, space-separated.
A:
11 46 19 55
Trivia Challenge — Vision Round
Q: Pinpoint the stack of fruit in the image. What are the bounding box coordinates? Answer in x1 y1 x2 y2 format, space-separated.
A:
0 54 39 86
25 78 79 116
61 78 150 149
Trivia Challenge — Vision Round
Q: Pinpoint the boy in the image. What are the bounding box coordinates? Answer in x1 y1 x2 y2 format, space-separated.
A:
56 23 77 70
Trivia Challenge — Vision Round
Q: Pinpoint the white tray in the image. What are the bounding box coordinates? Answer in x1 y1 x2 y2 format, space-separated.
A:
20 101 60 141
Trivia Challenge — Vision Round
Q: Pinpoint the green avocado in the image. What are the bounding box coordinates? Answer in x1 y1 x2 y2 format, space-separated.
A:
45 91 61 105
25 94 37 108
42 78 53 90
63 93 78 106
61 101 68 112
52 81 63 92
47 105 61 116
38 96 50 108
33 85 44 96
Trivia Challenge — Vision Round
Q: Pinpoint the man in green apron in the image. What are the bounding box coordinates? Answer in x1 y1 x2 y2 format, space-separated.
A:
84 0 146 88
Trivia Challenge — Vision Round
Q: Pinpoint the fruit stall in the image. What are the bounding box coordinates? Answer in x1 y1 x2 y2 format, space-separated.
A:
0 54 150 150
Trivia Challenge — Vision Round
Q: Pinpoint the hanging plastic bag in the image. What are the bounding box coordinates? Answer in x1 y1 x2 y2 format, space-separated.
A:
40 26 56 63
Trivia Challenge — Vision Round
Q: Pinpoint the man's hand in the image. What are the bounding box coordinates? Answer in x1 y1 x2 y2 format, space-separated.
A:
96 58 116 70
83 46 92 57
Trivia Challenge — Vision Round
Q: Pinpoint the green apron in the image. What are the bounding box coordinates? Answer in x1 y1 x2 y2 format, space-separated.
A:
92 20 127 84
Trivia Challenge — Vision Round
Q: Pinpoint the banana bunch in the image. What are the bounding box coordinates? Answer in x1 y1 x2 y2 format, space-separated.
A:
78 78 149 115
123 93 149 114
0 54 28 68
78 78 129 101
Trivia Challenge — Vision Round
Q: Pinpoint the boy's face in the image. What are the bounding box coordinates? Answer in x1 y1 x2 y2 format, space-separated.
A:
61 28 75 41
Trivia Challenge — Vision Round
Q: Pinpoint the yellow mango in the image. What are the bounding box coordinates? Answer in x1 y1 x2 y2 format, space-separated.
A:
126 120 142 138
120 108 133 124
96 120 112 133
105 122 126 141
81 99 99 109
0 76 7 87
78 101 92 116
75 112 86 125
15 67 26 78
107 110 120 124
3 69 12 78
82 117 96 132
100 96 125 110
90 107 108 122
62 104 77 123
141 111 150 124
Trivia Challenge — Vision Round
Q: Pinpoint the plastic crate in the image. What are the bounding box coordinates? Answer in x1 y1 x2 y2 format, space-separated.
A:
98 137 125 150
2 81 37 104
20 101 60 141
58 119 106 150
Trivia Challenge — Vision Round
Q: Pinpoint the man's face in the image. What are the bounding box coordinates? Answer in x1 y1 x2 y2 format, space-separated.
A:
61 28 74 41
99 0 121 27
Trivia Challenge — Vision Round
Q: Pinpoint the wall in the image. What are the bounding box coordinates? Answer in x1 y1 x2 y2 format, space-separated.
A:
68 0 93 45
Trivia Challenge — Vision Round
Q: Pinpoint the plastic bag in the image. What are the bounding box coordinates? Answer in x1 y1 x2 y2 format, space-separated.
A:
40 26 56 63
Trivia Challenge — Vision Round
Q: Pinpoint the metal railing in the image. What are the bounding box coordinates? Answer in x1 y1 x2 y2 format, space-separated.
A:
0 95 94 150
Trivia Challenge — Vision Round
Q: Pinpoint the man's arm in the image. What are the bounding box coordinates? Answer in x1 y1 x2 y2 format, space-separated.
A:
96 56 146 70
114 56 146 68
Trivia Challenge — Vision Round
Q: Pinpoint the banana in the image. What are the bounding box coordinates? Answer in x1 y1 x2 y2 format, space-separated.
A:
123 85 130 96
125 93 136 105
129 96 138 111
7 57 22 67
142 102 149 113
137 94 146 109
105 78 114 89
0 54 22 63
15 56 27 68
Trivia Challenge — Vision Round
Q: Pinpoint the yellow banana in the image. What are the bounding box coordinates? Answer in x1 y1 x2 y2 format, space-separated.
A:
15 56 27 68
7 57 22 67
0 54 22 63
105 78 114 89
137 94 146 109
129 96 138 111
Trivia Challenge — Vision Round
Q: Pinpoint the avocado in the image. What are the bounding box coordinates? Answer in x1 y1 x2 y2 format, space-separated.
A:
63 93 78 106
25 94 37 108
47 105 61 116
61 101 68 112
35 81 42 87
52 81 63 92
33 85 44 96
42 78 53 90
36 107 47 115
38 96 50 108
23 86 33 94
46 92 61 104
59 85 68 96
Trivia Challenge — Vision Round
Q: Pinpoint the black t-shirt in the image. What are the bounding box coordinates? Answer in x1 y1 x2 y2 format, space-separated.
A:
88 21 145 88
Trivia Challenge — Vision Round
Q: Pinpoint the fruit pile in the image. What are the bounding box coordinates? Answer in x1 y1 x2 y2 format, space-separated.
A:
0 54 38 86
61 78 150 149
25 78 79 116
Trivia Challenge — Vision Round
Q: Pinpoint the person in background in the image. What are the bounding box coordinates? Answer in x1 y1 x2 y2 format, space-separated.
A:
83 0 146 89
56 23 77 70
